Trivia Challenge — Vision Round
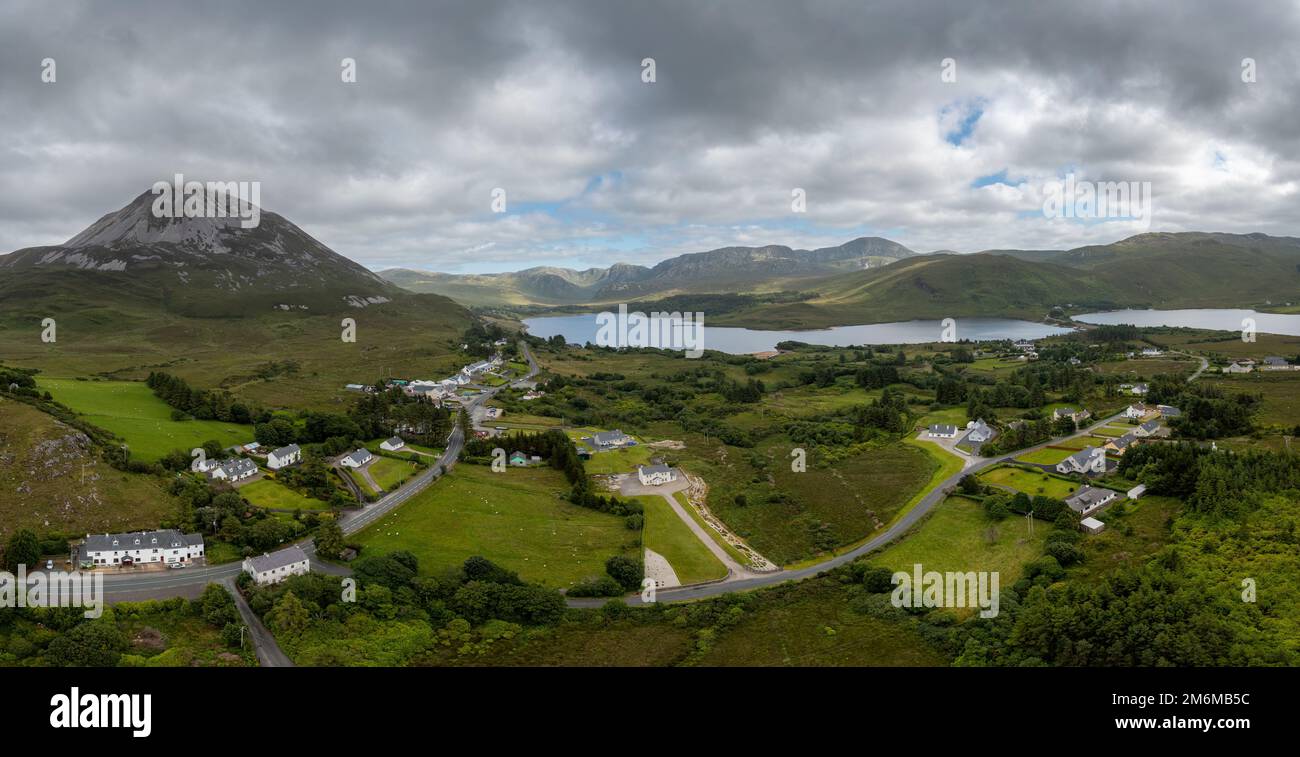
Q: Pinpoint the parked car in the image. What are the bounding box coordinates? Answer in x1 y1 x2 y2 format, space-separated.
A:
45 560 53 570
169 563 187 569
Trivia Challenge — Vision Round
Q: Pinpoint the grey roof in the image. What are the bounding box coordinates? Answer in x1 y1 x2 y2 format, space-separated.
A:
1139 420 1160 433
383 436 404 446
345 448 373 465
246 545 309 574
928 424 957 435
83 529 201 553
1111 433 1137 449
640 463 673 476
593 429 628 445
1265 355 1289 365
1158 404 1182 417
1063 446 1104 468
1065 487 1117 513
215 458 258 477
270 444 300 458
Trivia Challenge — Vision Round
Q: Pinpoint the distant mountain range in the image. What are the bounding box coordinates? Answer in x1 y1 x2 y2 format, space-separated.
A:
381 236 916 306
383 231 1300 328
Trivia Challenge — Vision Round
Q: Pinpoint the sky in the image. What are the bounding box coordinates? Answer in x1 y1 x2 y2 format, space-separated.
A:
2 0 1298 274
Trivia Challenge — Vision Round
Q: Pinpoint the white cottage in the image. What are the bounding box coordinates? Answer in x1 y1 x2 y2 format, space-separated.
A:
243 545 310 585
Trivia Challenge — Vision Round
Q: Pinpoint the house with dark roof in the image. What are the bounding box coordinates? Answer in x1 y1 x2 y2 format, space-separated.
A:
1157 404 1182 418
637 463 676 486
591 429 632 449
80 530 204 567
1064 486 1118 517
267 444 301 470
341 448 374 468
1264 356 1292 370
926 424 958 439
208 457 258 482
380 436 405 452
1134 420 1161 438
1056 446 1107 475
243 545 310 585
1105 433 1138 455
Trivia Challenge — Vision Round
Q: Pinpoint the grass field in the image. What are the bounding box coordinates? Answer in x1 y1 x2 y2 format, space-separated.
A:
582 445 656 475
1016 446 1076 465
868 495 1048 605
37 378 251 461
239 478 330 511
978 465 1083 500
632 495 726 585
694 579 950 666
0 399 173 540
368 456 419 490
1205 373 1300 427
353 465 637 588
1090 425 1131 438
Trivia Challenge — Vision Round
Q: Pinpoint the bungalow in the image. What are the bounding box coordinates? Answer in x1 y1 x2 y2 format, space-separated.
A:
243 545 310 586
341 448 374 468
591 429 633 449
1222 362 1254 374
1056 446 1107 475
208 457 258 482
1120 383 1150 396
1079 517 1106 535
266 444 301 470
963 419 994 444
637 464 677 486
1141 347 1162 356
380 436 406 452
1264 356 1292 370
1157 404 1182 418
1124 403 1151 420
926 424 958 439
1134 420 1161 438
1105 433 1138 455
1065 485 1119 517
509 450 528 466
1012 340 1036 352
81 529 204 567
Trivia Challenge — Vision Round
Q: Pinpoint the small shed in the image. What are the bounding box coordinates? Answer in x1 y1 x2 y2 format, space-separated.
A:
1080 517 1105 535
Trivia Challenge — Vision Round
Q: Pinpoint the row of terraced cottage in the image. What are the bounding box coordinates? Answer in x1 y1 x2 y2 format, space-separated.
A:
74 529 311 586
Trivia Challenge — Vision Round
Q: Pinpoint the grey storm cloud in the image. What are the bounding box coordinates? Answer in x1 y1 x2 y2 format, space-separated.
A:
1 0 1298 272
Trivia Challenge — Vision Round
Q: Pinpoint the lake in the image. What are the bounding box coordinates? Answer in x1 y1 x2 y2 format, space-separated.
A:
522 313 1073 355
1074 308 1300 337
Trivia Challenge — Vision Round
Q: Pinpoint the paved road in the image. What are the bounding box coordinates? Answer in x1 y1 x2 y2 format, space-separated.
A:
91 341 538 600
569 410 1127 607
224 579 294 667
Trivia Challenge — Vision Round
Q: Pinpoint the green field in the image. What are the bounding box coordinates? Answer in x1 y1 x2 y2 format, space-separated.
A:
37 378 251 461
0 399 173 540
239 478 330 511
353 465 637 588
632 495 726 585
1016 446 1076 465
582 445 656 475
869 495 1048 604
369 456 418 490
1206 373 1300 427
978 465 1083 500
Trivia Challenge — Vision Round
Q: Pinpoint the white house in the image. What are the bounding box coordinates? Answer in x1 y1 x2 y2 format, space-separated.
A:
1141 347 1162 356
591 429 633 449
81 530 204 567
963 419 994 444
926 424 958 439
266 444 301 470
1064 486 1119 517
341 448 373 468
1056 446 1107 475
1053 407 1091 424
380 436 405 452
637 464 677 486
1124 403 1151 420
208 458 258 482
1222 362 1253 374
243 545 310 586
1121 383 1149 396
1264 356 1292 370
